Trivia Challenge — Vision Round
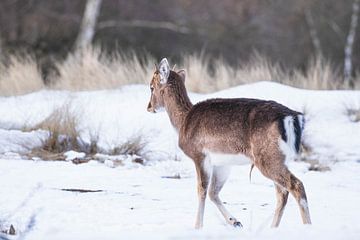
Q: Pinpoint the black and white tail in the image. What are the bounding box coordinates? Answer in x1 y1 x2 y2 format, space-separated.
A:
250 114 304 182
279 114 305 155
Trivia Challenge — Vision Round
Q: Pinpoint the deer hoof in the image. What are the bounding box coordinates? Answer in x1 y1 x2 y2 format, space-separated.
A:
233 221 243 228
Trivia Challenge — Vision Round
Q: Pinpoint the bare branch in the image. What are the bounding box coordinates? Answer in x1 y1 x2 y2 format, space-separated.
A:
97 20 191 34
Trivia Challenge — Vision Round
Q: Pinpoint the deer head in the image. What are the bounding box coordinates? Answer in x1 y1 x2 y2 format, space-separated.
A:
147 58 186 113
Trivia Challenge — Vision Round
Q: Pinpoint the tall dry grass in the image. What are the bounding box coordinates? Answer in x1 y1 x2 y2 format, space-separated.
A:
0 55 44 96
29 102 81 160
290 56 342 90
182 53 346 92
0 47 359 96
52 47 155 91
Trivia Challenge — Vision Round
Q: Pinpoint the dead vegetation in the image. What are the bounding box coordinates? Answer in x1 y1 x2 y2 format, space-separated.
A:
28 102 81 161
0 47 359 96
52 47 154 91
26 103 151 165
110 134 149 157
0 54 44 96
183 53 346 93
299 142 331 172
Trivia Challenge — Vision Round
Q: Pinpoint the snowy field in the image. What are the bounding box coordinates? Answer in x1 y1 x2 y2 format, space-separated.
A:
1 82 360 239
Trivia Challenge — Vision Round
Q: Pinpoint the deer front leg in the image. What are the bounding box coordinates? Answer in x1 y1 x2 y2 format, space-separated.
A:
194 157 211 229
209 166 242 227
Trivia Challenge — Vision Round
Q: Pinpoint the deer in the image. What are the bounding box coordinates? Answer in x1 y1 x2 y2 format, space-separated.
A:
147 58 312 229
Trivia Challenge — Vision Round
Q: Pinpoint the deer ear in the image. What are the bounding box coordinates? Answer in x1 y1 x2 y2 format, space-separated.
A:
159 58 170 84
177 69 186 82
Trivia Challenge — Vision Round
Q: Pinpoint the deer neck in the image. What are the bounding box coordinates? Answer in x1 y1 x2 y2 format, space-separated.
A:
164 82 193 131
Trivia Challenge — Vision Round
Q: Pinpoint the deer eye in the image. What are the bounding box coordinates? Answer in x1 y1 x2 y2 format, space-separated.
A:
150 86 154 92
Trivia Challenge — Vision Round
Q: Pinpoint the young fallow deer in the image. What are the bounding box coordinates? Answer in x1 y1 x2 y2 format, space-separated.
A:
147 58 311 229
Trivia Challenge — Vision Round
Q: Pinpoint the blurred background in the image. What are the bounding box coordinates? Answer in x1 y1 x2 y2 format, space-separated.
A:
0 0 359 95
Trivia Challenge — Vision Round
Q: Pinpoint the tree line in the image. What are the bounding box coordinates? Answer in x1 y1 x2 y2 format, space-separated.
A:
0 0 359 84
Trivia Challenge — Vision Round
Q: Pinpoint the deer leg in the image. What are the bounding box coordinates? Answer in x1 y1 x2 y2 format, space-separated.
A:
271 184 289 227
272 168 312 226
208 166 242 227
255 156 311 226
194 157 211 229
287 173 312 225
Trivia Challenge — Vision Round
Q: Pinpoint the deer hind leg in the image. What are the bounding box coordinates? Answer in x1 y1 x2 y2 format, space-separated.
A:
271 184 289 227
193 156 211 229
268 167 311 226
285 172 312 225
254 151 311 226
209 166 242 227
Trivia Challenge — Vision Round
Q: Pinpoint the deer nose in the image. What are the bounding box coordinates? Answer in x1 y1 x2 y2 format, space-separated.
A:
147 102 155 113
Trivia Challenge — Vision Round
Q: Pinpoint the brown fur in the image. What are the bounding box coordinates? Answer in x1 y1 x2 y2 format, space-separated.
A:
147 66 311 229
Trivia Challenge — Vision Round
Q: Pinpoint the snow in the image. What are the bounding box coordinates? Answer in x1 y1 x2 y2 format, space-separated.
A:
0 159 359 239
0 81 360 239
64 151 86 161
0 129 48 154
1 82 359 162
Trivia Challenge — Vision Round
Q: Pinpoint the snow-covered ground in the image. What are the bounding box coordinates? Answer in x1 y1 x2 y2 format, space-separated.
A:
1 82 360 239
1 157 360 239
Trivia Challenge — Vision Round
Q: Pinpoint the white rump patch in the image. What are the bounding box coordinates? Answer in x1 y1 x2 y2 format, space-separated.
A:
279 138 295 162
297 114 305 130
279 115 300 163
283 116 296 153
204 150 251 166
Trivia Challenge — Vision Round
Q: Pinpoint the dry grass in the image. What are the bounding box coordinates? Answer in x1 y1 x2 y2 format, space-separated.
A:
27 102 151 163
290 56 342 90
182 54 213 92
232 53 286 86
109 134 151 164
182 53 344 92
299 141 331 172
0 55 44 96
0 47 359 96
29 102 81 160
181 53 286 92
52 47 154 91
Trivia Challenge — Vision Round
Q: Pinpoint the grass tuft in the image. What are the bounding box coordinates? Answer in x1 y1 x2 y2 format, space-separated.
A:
27 103 151 164
28 102 81 160
109 134 151 164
